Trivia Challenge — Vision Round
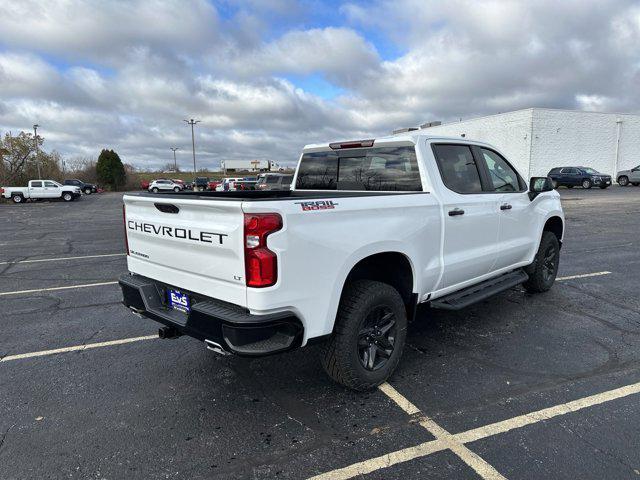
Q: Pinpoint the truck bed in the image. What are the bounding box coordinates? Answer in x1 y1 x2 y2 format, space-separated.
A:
129 190 428 202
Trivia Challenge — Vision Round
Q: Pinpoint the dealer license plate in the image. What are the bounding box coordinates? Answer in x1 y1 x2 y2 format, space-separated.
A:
167 289 190 314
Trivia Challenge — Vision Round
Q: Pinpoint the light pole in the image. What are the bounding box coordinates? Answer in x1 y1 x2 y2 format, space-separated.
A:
170 147 179 171
183 119 200 173
33 124 41 179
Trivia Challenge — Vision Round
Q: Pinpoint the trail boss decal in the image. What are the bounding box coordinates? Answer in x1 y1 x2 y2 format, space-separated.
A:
127 221 227 245
295 200 338 212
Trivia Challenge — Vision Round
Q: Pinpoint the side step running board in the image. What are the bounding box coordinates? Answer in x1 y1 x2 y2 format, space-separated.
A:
430 270 529 311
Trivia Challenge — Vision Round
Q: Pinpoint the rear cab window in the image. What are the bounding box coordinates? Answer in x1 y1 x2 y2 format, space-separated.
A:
295 145 422 191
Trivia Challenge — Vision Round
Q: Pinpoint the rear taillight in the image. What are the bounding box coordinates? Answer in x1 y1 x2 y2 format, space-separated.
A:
244 213 282 288
123 204 129 255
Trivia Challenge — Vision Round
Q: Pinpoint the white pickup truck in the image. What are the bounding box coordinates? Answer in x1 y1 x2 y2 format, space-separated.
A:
119 133 564 390
1 180 82 203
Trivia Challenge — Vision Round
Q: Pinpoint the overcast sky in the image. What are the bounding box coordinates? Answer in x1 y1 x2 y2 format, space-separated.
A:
1 0 639 170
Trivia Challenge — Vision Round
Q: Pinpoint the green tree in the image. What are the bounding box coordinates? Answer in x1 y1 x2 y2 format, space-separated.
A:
0 131 62 185
96 149 126 190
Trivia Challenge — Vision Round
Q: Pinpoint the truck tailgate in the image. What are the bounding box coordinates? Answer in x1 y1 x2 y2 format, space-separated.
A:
123 194 247 307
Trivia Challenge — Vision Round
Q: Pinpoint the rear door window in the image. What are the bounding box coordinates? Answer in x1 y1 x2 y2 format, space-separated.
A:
432 144 483 194
295 146 421 191
31 181 43 188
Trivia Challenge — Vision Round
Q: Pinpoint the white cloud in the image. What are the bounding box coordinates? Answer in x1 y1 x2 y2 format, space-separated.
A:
0 0 639 170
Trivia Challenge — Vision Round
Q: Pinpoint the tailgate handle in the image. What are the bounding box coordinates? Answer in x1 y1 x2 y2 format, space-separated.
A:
154 203 180 214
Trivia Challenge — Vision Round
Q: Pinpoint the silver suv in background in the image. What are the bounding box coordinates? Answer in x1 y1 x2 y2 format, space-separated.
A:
616 166 640 186
256 173 293 190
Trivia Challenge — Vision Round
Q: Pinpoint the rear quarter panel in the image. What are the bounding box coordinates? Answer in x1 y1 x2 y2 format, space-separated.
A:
244 193 442 343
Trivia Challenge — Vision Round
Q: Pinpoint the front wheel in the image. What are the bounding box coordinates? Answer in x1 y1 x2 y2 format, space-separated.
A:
523 231 560 293
321 280 407 391
618 176 629 186
173 187 180 192
62 192 73 202
582 179 592 189
152 187 159 193
84 188 92 195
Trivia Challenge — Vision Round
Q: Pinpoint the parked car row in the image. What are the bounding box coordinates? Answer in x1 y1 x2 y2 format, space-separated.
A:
1 179 82 203
144 173 295 194
546 165 640 189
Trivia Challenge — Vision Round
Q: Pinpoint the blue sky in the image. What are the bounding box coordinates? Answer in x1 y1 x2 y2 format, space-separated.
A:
0 0 638 169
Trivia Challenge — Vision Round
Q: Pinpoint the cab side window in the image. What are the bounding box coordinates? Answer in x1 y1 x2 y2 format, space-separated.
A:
44 181 58 187
31 181 43 188
481 149 522 192
432 144 483 194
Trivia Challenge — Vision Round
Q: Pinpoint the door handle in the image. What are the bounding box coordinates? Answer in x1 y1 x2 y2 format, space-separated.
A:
500 203 512 211
448 208 465 216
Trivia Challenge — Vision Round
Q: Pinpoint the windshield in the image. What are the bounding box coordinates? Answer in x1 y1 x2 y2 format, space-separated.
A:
295 145 422 191
581 168 600 174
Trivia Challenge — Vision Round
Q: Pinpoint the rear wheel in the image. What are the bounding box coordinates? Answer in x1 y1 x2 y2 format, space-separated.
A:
523 231 560 293
618 176 629 186
62 192 73 202
582 179 592 189
11 194 24 204
322 280 407 391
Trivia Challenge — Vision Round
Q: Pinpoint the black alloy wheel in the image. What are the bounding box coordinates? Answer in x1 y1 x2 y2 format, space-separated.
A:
357 306 397 371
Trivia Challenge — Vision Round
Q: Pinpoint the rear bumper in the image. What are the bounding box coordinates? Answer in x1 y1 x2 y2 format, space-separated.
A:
119 273 303 356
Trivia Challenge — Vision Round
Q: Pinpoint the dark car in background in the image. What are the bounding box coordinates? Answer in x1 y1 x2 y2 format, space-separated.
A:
547 167 611 189
192 176 210 192
64 179 97 195
255 173 293 191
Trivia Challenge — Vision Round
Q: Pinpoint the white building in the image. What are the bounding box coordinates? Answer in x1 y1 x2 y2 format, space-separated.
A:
422 108 640 178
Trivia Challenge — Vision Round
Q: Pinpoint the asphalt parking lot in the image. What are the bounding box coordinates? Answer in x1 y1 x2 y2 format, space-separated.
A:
1 187 640 479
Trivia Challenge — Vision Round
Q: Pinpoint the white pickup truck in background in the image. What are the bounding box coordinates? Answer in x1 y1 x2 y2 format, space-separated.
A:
1 180 82 203
119 133 564 390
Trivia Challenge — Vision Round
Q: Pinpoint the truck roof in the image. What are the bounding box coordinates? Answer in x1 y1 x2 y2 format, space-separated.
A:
302 132 494 152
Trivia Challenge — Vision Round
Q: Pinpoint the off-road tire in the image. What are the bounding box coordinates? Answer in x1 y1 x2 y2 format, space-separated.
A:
321 280 407 391
523 231 560 293
618 176 629 186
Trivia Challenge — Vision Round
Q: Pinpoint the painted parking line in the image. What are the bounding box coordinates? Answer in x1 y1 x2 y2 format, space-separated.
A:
310 380 640 479
0 335 158 362
379 383 507 480
556 271 611 281
0 281 119 297
0 253 125 265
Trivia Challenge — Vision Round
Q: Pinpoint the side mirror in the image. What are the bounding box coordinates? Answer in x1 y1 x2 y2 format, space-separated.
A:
529 176 553 200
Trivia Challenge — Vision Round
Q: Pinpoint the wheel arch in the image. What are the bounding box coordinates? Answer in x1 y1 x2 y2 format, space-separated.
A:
333 250 418 329
543 215 564 245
